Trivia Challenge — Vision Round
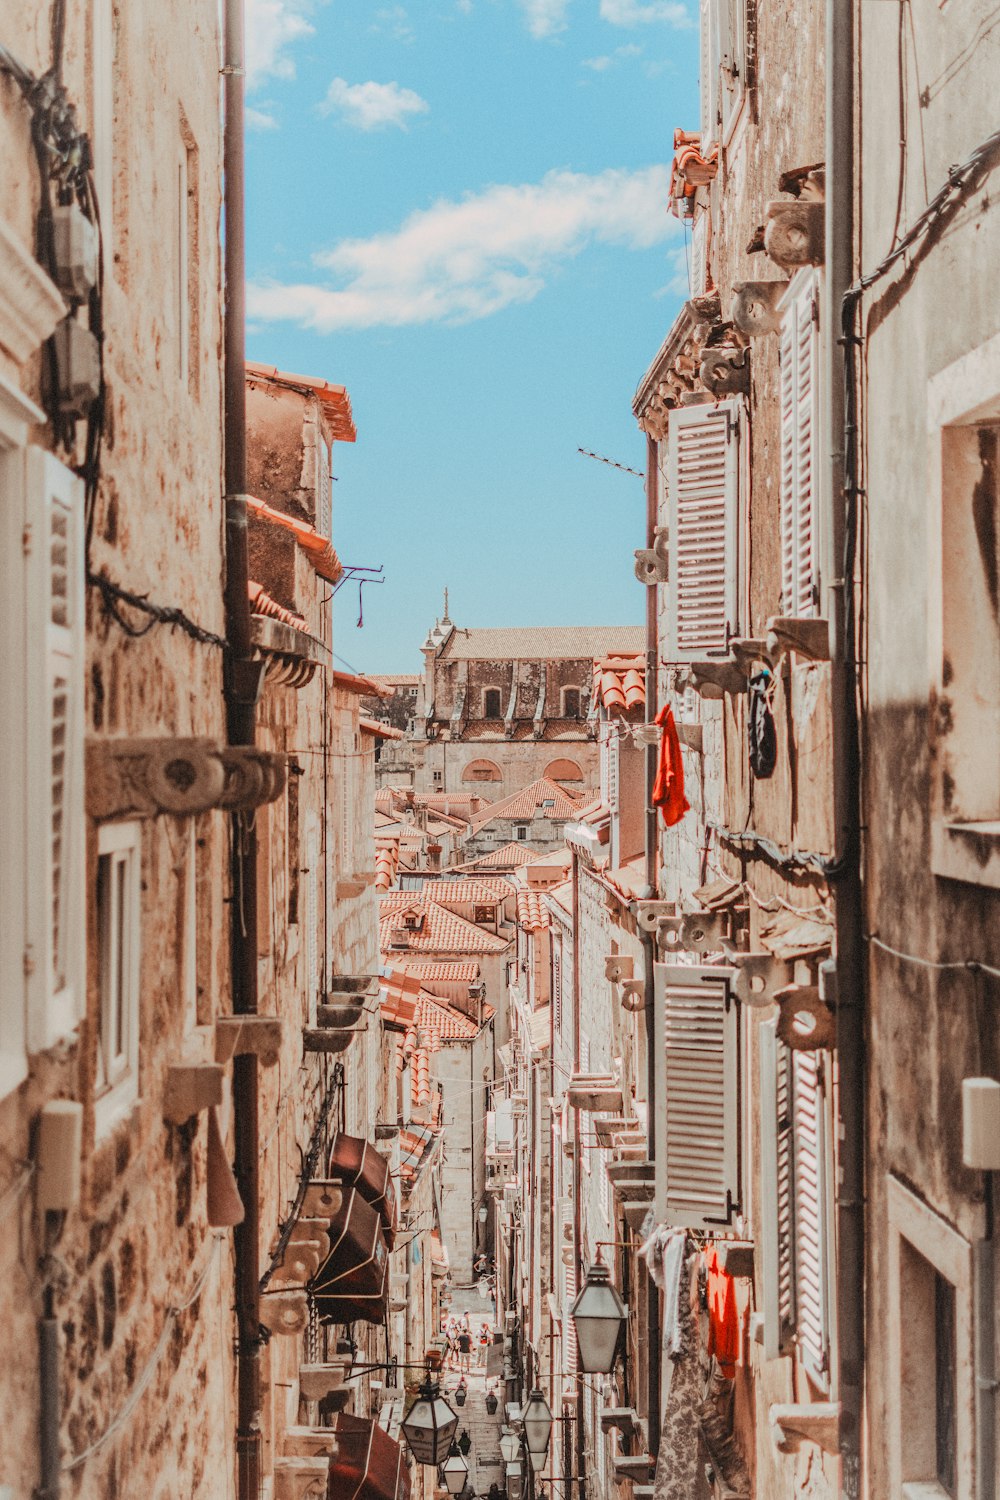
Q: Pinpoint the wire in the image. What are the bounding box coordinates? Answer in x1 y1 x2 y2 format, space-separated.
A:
0 1162 34 1227
868 934 1000 982
63 1234 225 1473
88 570 229 651
259 1065 342 1295
576 448 644 480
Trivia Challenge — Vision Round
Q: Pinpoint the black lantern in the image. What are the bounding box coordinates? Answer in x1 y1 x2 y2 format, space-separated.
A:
442 1446 470 1495
485 1389 499 1416
570 1255 628 1374
454 1379 468 1408
401 1380 459 1467
522 1389 552 1470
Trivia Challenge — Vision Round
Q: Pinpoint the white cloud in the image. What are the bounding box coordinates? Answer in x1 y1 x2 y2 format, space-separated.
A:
246 105 279 130
245 0 314 88
582 42 642 68
519 0 570 38
248 164 674 332
600 0 690 25
372 5 415 41
320 77 430 131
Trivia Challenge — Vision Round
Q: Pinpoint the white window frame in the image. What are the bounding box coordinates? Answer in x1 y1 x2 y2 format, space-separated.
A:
701 0 747 148
887 1176 975 1498
95 820 141 1136
779 270 821 619
652 962 741 1229
182 821 198 1035
758 1019 795 1361
25 448 86 1055
790 1046 835 1389
663 400 742 663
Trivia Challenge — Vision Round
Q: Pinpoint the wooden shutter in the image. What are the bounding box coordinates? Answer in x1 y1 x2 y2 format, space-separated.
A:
26 451 85 1050
700 0 718 143
779 272 820 618
553 948 562 1037
792 1046 832 1384
305 823 319 1025
690 213 709 299
664 402 741 662
759 1020 796 1360
655 963 740 1229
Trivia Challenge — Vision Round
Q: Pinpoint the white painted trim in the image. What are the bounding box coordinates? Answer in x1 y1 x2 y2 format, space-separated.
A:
0 221 65 366
94 821 142 1138
0 372 45 443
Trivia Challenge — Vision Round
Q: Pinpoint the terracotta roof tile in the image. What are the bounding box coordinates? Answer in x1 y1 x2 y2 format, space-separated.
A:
247 494 343 583
381 968 422 1029
375 841 400 893
361 716 405 740
470 777 584 830
246 361 357 442
437 626 645 661
515 888 550 932
379 898 510 955
416 992 480 1041
380 880 509 913
333 671 393 699
397 961 481 983
451 843 536 871
248 581 306 630
592 654 646 714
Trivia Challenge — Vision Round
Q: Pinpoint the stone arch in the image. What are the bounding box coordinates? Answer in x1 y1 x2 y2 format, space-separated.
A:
544 757 584 784
462 758 503 784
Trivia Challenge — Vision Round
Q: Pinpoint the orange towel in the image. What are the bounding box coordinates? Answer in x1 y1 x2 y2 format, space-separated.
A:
652 704 690 826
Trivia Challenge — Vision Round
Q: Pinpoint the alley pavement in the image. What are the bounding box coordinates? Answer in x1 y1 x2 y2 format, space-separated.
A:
441 1284 504 1499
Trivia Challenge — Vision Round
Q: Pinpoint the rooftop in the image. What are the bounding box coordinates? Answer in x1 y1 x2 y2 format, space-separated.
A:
436 625 645 662
470 777 585 829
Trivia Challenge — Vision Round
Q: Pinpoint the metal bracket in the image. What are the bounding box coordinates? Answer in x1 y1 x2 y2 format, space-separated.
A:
679 909 734 955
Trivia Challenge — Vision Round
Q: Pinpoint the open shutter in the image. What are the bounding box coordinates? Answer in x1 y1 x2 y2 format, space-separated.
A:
690 213 709 298
700 0 719 144
779 272 820 618
792 1046 832 1384
759 1020 796 1360
664 402 740 662
26 451 85 1051
655 963 740 1229
305 822 319 1026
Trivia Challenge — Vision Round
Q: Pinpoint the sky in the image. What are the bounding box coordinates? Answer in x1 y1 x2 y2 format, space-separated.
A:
243 0 699 673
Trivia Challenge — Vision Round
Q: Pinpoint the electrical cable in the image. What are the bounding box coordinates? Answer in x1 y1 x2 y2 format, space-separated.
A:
88 570 229 651
0 1162 34 1227
867 933 1000 982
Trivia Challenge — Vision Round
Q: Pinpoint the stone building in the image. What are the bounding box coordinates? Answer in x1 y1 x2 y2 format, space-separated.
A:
371 616 644 795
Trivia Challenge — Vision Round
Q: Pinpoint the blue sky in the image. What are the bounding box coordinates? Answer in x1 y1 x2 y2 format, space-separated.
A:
244 0 699 672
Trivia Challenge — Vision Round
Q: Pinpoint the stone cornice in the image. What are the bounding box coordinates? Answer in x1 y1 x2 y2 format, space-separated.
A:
0 220 65 366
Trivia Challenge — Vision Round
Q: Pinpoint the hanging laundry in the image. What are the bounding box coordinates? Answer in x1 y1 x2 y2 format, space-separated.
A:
652 703 690 827
704 1243 740 1378
651 1247 706 1500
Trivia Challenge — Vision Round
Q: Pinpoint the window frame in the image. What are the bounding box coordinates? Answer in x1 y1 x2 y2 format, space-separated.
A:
95 820 142 1136
482 687 503 718
779 269 822 619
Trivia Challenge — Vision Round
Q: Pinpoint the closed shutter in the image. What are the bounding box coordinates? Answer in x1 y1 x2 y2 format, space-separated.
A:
305 824 318 1026
655 963 740 1229
26 451 85 1050
700 0 717 143
792 1046 831 1384
690 213 709 298
664 402 741 662
553 948 562 1037
607 728 619 815
779 272 820 618
561 1198 578 1370
759 1020 796 1360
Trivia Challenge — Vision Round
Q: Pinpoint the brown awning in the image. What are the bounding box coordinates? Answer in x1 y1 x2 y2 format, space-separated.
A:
328 1132 398 1249
311 1188 389 1325
328 1414 411 1500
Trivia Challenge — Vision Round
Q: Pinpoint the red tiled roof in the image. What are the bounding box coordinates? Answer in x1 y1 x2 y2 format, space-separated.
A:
437 626 645 661
381 967 422 1029
379 898 510 955
470 778 584 830
547 879 573 914
416 992 480 1041
361 716 405 739
246 361 357 442
592 654 646 714
668 128 719 218
375 841 400 893
333 671 394 699
247 494 344 583
375 789 486 820
398 961 482 983
451 843 536 871
599 855 648 904
515 888 550 932
424 878 512 905
248 581 306 630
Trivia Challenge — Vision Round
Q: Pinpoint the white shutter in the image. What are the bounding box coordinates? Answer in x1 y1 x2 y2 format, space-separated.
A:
700 0 719 144
718 0 746 139
655 963 740 1229
664 402 741 663
561 1199 578 1370
779 272 820 618
690 213 709 298
305 823 318 1026
759 1020 796 1360
792 1047 832 1384
26 451 85 1051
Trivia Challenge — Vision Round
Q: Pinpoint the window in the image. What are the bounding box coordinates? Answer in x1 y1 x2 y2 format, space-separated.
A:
96 822 141 1134
562 687 581 718
543 758 584 784
483 687 502 718
653 963 741 1229
516 824 529 841
662 401 742 663
287 773 300 925
462 759 503 784
779 271 820 618
432 770 443 785
701 0 748 147
473 904 496 925
304 823 319 1025
887 1176 973 1497
928 333 1000 887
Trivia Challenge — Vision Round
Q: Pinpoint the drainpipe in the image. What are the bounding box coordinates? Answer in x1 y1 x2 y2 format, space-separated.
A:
641 435 661 1461
824 0 865 1490
37 1290 60 1500
571 852 586 1500
976 1174 996 1500
222 0 265 1495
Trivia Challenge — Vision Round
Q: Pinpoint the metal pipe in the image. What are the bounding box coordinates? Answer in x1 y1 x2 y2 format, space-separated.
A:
824 0 865 1488
976 1175 997 1500
222 0 263 1494
38 1292 60 1500
641 431 661 1459
570 852 586 1500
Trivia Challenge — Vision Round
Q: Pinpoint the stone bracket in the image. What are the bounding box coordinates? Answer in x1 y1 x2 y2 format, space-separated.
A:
215 1015 283 1067
680 909 734 955
163 1062 224 1124
775 984 836 1049
730 951 794 1007
86 737 286 819
768 1402 841 1455
299 1359 351 1401
763 200 825 270
676 660 749 700
634 548 669 585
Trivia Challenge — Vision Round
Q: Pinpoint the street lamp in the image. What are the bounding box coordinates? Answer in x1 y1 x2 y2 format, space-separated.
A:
485 1388 499 1416
522 1389 552 1471
401 1380 459 1466
499 1431 522 1466
505 1460 524 1500
569 1255 628 1374
442 1446 470 1495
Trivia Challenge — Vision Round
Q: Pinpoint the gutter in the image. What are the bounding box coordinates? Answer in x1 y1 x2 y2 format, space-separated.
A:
823 0 865 1489
222 1 266 1494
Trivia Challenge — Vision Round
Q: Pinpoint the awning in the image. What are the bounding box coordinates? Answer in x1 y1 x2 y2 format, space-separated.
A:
311 1188 389 1325
328 1132 398 1249
329 1414 411 1500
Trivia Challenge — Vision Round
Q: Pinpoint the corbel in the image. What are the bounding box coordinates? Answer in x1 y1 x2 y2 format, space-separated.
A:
763 200 825 270
162 1062 224 1124
605 955 635 983
765 616 831 663
777 163 826 199
675 660 748 700
301 1180 343 1219
675 721 704 754
600 1408 641 1439
730 280 789 338
620 979 645 1012
299 1358 351 1401
716 1240 755 1279
86 737 228 819
699 345 750 399
218 748 287 811
269 1220 331 1287
768 1402 841 1455
303 1027 359 1054
273 1456 331 1500
263 1288 309 1337
680 909 734 955
729 951 794 1007
282 1427 338 1460
317 1000 365 1029
215 1015 284 1067
634 527 669 586
729 637 769 674
775 984 835 1050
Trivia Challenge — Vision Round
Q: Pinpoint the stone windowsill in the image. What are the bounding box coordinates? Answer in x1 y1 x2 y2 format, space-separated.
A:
931 817 1000 890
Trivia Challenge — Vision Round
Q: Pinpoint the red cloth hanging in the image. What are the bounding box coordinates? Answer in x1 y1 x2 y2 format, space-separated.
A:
651 703 690 826
705 1243 740 1378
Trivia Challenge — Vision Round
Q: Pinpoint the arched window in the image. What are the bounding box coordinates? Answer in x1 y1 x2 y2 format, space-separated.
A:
562 686 582 718
544 758 584 784
462 759 503 784
483 688 503 718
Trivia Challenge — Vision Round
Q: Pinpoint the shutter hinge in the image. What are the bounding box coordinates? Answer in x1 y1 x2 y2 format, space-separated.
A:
22 523 33 557
23 943 36 978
